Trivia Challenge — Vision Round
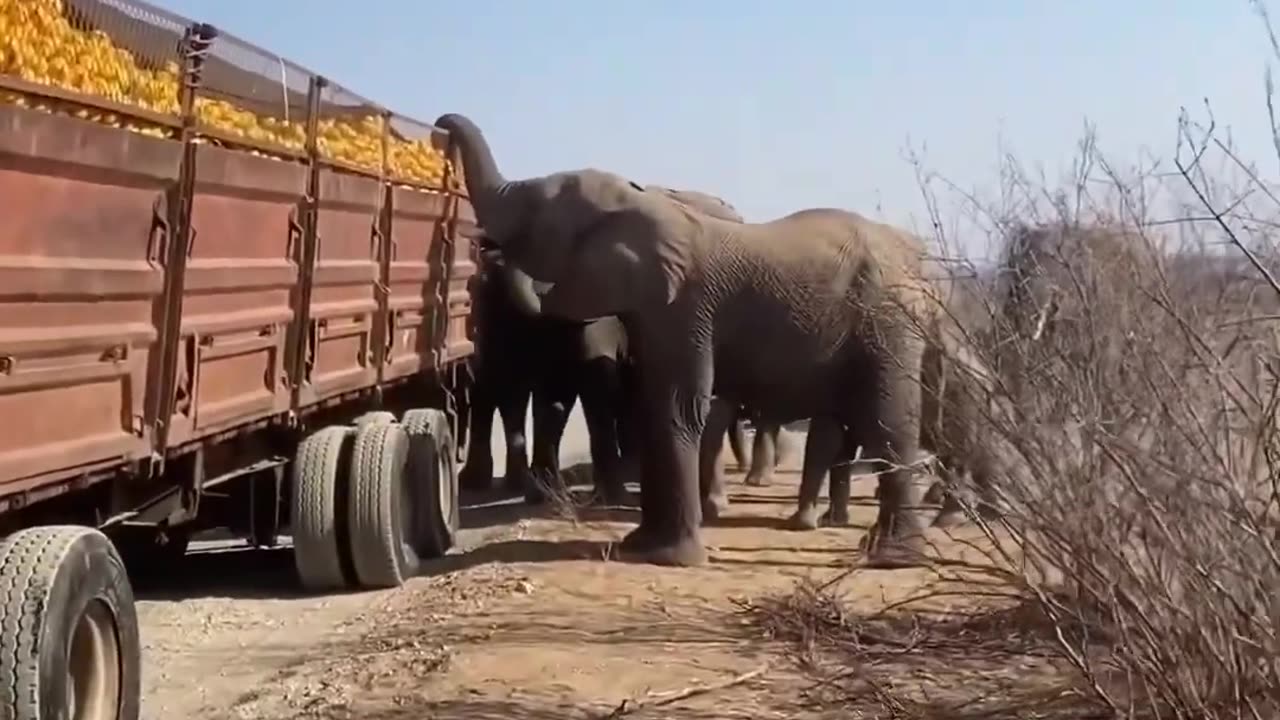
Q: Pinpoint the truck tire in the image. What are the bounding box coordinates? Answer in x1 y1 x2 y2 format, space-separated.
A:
291 425 357 592
353 411 396 428
402 408 459 557
347 421 417 589
0 526 140 720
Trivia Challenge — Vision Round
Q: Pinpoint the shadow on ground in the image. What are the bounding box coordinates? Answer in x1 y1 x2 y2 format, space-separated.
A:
129 544 306 602
129 460 850 602
315 697 834 720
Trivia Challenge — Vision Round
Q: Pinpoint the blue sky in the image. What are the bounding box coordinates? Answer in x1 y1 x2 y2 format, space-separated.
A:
155 1 1277 256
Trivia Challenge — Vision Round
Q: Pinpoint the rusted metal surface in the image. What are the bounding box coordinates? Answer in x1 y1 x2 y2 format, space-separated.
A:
445 196 479 362
164 145 305 447
380 187 448 382
0 0 477 508
0 105 178 493
293 168 382 408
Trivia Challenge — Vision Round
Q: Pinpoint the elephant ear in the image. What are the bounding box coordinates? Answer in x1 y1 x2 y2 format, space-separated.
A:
550 205 694 315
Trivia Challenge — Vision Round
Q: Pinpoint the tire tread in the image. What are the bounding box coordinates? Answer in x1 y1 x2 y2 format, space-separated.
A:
348 422 411 589
0 526 134 720
291 425 354 592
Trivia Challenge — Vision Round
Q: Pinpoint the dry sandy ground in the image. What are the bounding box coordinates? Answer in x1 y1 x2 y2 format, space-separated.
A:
135 413 972 720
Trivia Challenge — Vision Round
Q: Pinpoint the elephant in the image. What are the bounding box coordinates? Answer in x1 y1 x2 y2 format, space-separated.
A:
782 262 1005 531
459 184 764 509
458 246 630 503
643 188 794 489
436 112 941 568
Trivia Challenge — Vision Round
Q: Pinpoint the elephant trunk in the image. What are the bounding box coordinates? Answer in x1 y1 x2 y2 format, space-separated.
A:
502 265 552 317
434 113 522 234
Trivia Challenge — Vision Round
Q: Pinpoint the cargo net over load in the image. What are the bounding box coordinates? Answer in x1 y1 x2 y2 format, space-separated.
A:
0 0 455 189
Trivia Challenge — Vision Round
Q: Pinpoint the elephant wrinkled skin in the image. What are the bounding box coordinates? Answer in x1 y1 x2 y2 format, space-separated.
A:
437 112 939 568
461 185 741 508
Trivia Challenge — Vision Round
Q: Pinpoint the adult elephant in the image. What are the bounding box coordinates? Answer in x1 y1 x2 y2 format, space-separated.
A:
436 112 939 568
781 261 1005 531
460 184 762 508
644 188 792 489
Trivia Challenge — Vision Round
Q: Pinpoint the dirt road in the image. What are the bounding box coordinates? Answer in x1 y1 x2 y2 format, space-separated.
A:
135 412 946 719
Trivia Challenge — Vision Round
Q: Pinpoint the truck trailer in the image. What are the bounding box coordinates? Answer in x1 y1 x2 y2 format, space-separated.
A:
0 0 479 717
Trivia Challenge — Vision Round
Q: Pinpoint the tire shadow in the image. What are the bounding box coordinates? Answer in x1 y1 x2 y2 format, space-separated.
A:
130 543 312 601
420 538 618 575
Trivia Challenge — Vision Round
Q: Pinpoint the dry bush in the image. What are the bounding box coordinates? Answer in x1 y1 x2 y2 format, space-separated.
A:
746 88 1280 720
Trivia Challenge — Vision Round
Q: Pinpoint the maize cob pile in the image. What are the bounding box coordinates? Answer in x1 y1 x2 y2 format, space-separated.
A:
0 0 450 187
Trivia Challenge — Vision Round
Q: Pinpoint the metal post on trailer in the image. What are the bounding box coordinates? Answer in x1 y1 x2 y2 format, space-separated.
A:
287 75 326 415
148 21 216 475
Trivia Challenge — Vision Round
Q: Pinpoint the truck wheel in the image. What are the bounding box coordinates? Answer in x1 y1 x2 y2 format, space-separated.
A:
291 425 357 592
353 411 396 428
347 421 418 589
0 526 140 720
402 408 459 557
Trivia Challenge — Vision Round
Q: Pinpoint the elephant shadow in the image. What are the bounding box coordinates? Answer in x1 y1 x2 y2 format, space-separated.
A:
459 462 642 531
420 538 619 575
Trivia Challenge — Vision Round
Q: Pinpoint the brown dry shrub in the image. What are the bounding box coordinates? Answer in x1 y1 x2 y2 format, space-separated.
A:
744 104 1280 719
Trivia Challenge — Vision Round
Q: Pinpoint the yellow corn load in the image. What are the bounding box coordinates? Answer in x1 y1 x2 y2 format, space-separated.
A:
0 0 450 188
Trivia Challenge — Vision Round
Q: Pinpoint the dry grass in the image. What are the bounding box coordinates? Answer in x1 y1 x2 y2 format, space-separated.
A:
740 18 1280 719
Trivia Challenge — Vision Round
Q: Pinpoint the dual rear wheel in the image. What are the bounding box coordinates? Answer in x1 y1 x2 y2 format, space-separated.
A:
291 408 459 592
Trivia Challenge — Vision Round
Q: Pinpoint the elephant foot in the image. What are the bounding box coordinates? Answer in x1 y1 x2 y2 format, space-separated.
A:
977 501 1003 521
618 525 708 567
922 481 946 507
930 509 968 529
820 507 851 527
785 506 821 531
503 467 532 494
592 484 633 508
459 461 494 492
523 470 570 507
859 519 930 569
743 471 772 487
701 491 731 523
523 485 549 506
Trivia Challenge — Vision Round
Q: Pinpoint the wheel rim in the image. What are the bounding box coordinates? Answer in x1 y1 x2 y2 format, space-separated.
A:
67 598 121 720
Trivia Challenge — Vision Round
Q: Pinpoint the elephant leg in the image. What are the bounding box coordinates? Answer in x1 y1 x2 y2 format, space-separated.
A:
931 464 970 529
528 376 576 505
698 397 735 522
618 344 710 568
497 386 532 496
785 419 844 530
608 354 647 499
819 463 853 527
459 375 497 491
857 339 931 568
931 455 1001 529
772 425 792 467
743 422 779 486
579 357 631 506
726 412 750 470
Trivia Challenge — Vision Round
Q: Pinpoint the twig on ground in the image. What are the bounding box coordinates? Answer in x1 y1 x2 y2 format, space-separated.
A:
594 663 770 719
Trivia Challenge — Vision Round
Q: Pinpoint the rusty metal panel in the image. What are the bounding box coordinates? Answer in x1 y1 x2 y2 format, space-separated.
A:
0 105 179 493
443 196 478 363
163 145 305 447
381 187 448 382
295 168 381 407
